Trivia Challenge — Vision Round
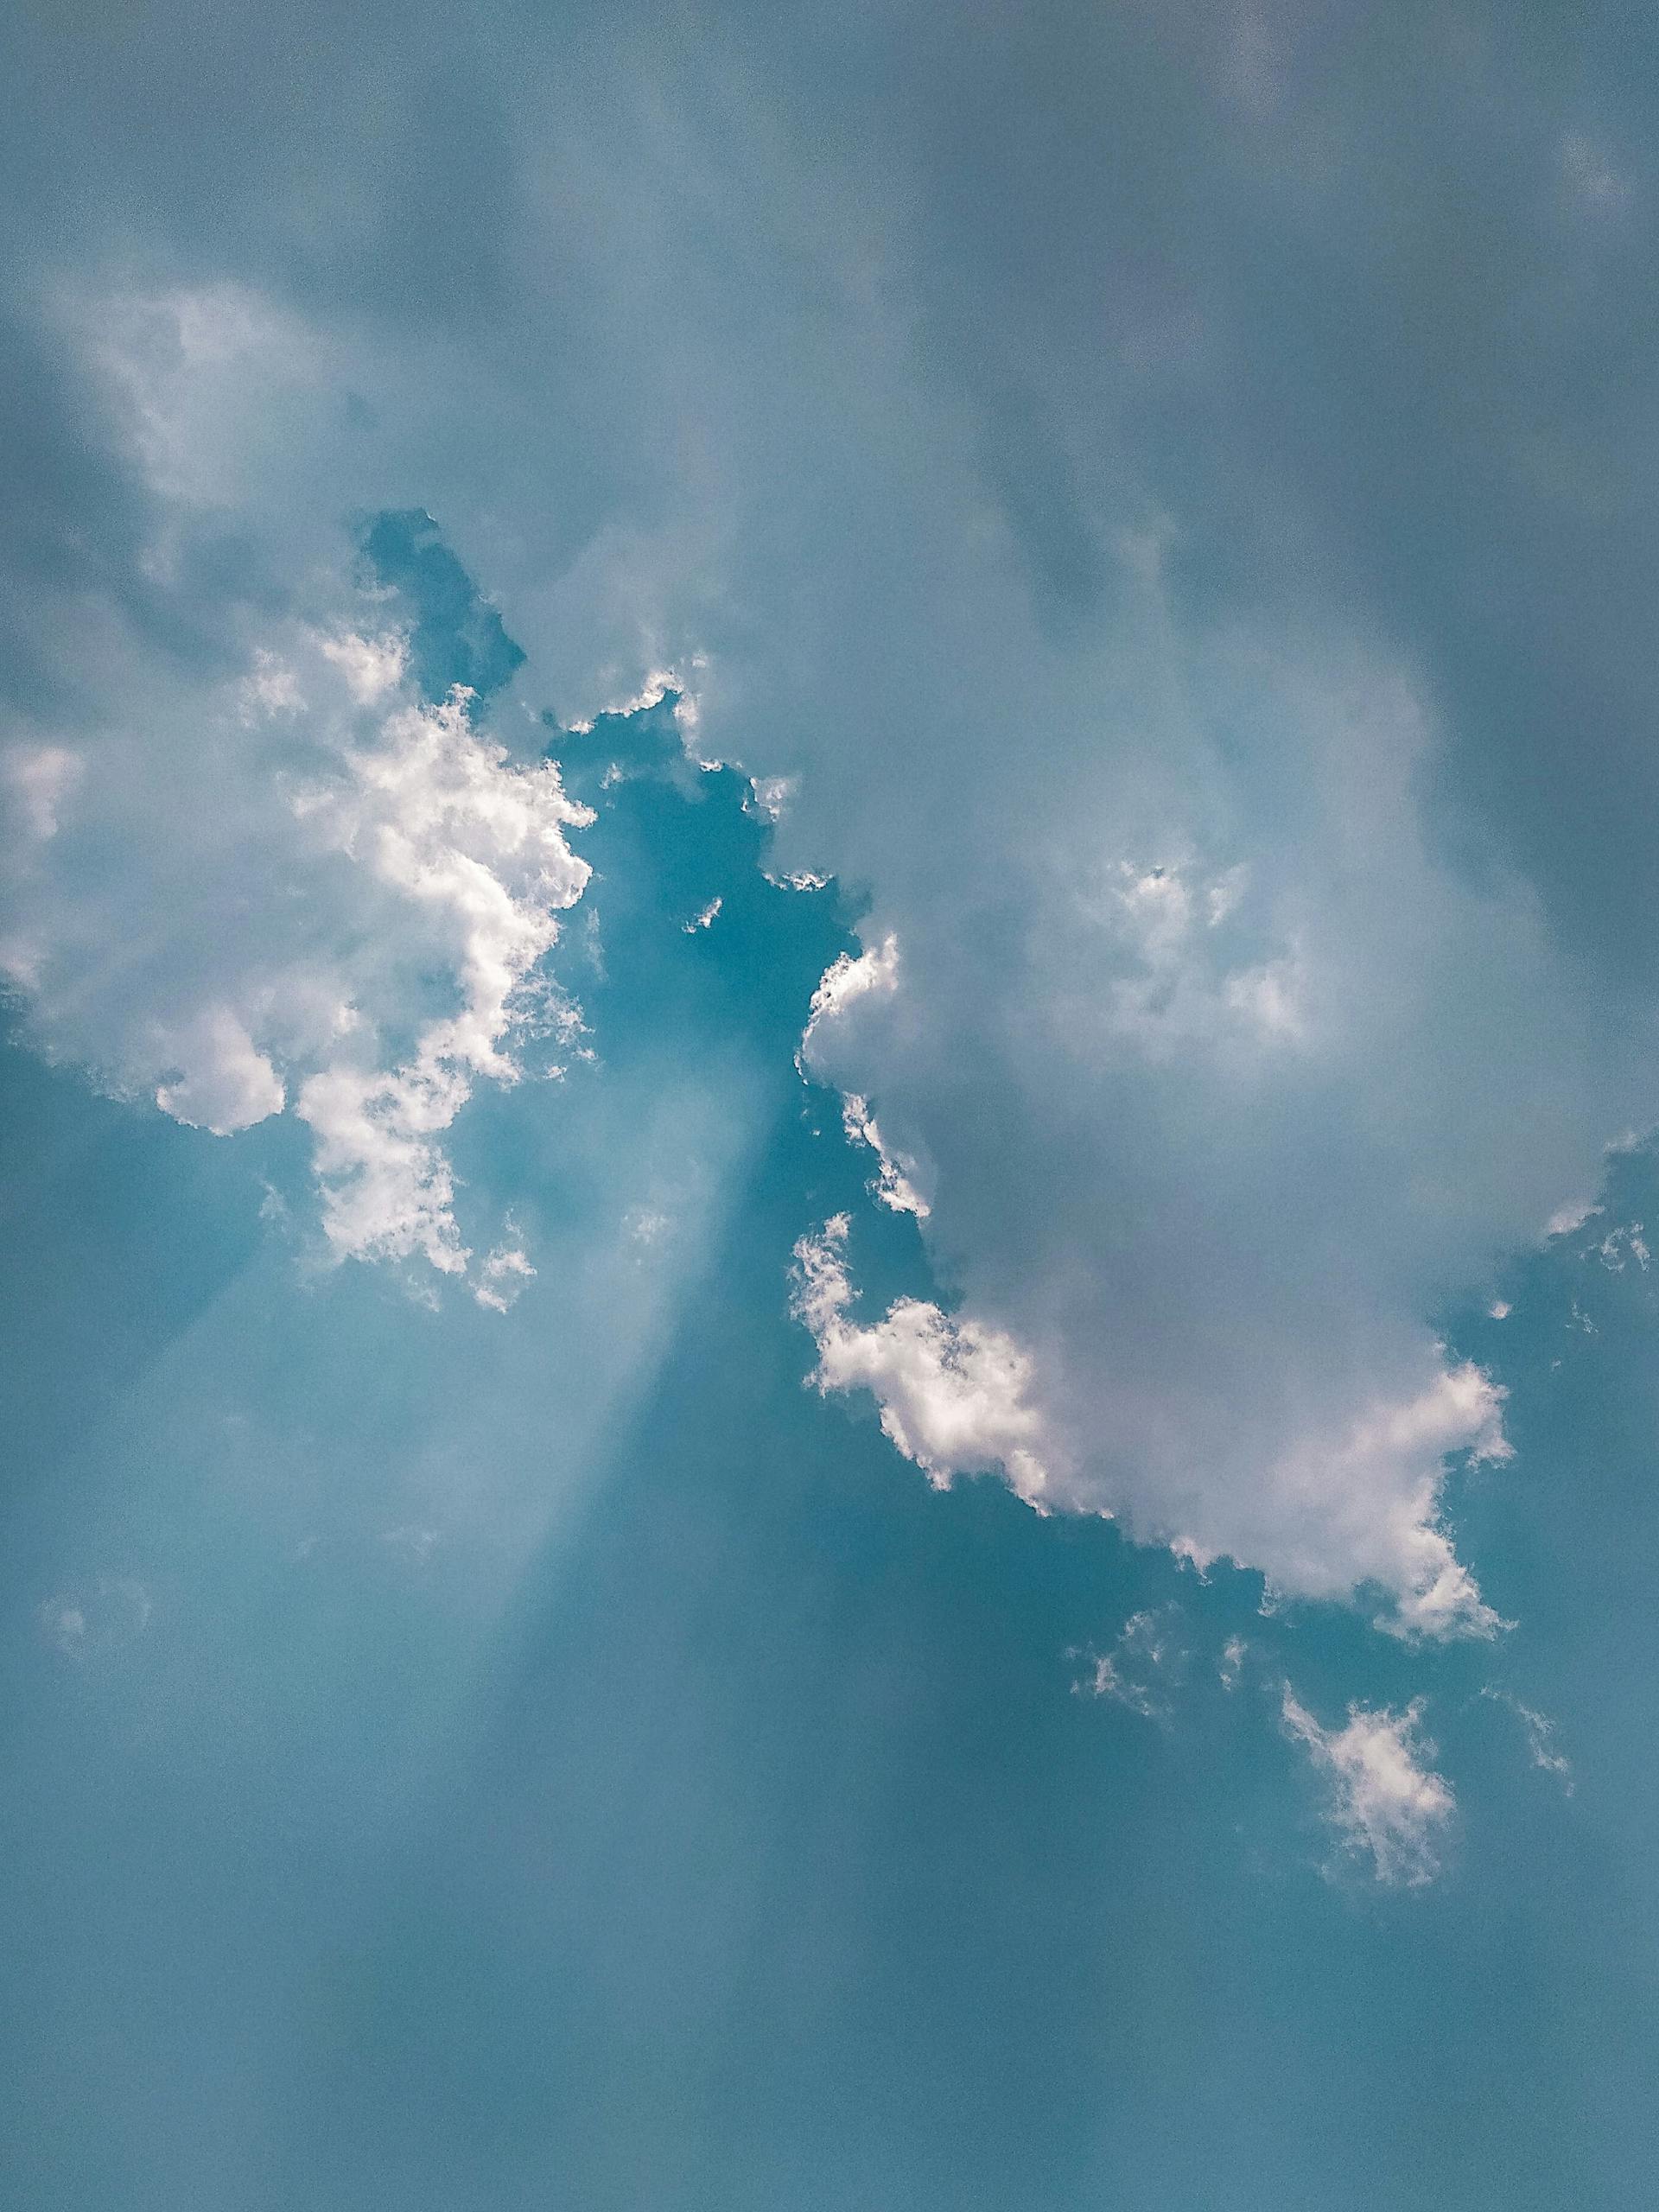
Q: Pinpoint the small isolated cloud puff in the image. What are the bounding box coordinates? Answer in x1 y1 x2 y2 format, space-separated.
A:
1281 1688 1454 1887
791 1215 1050 1505
475 1239 536 1313
1071 1605 1183 1719
0 614 592 1292
1480 1688 1573 1794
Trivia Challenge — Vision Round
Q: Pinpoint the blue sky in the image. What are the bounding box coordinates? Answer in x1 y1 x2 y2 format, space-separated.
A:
3 8 1658 2207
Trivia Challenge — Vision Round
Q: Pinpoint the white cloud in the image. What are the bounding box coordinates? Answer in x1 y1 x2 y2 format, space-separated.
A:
683 895 721 933
786 645 1601 1640
1239 1362 1511 1643
1281 1688 1455 1886
1481 1688 1573 1793
791 1215 1052 1505
475 1239 536 1313
1071 1606 1183 1719
1092 857 1308 1058
798 932 902 1065
155 1005 287 1135
803 906 1513 1638
839 1092 930 1217
747 773 797 823
0 613 591 1294
1547 1196 1601 1239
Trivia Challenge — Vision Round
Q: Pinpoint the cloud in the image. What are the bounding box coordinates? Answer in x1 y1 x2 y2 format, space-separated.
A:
1481 1688 1573 1794
803 876 1517 1638
0 594 591 1291
1281 1689 1455 1887
798 934 902 1068
838 1093 930 1218
155 1007 287 1135
475 1237 536 1313
1547 1197 1602 1240
792 1215 1051 1506
1071 1606 1184 1719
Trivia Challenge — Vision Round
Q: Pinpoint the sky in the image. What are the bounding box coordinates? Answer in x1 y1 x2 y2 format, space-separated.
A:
2 5 1657 2207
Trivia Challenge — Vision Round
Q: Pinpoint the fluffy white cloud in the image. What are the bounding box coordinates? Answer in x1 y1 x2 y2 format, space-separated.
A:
799 934 902 1064
155 1006 287 1135
790 641 1624 1641
792 1215 1051 1505
475 1236 537 1313
0 617 591 1290
1281 1689 1454 1886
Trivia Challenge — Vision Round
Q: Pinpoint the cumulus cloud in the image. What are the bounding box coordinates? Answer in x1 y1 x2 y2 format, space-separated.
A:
801 857 1519 1639
792 1214 1051 1505
1281 1689 1455 1886
782 695 1560 1663
0 610 591 1289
